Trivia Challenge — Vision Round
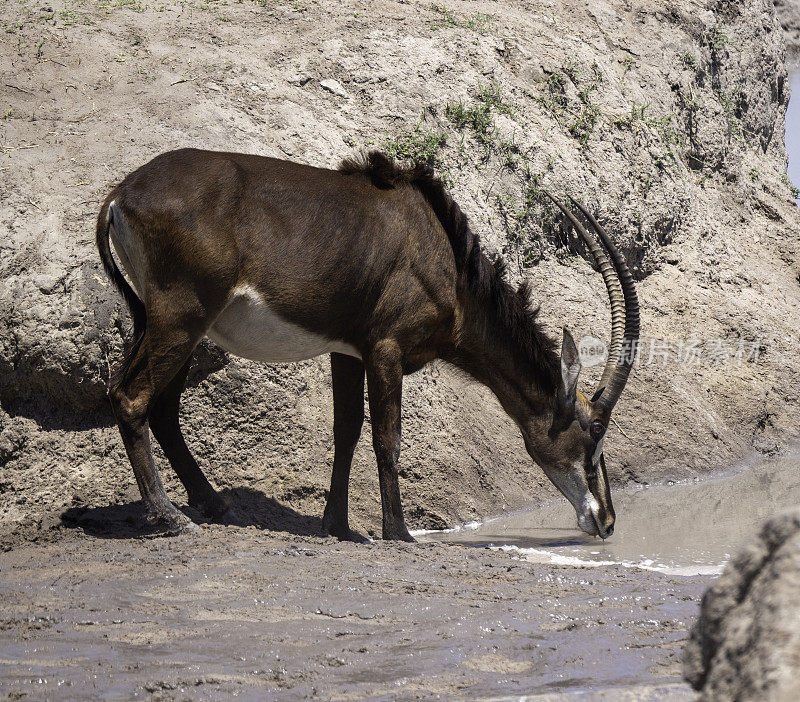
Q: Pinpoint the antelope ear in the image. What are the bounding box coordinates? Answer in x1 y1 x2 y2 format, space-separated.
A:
560 327 581 403
551 328 581 435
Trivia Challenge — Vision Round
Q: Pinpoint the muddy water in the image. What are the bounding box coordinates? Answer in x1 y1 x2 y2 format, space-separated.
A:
788 70 800 205
420 449 800 575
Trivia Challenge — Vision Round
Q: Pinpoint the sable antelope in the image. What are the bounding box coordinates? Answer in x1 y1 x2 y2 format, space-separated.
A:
95 148 639 541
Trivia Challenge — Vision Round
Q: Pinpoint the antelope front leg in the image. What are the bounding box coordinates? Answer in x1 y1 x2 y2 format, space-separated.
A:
323 353 366 542
365 340 415 542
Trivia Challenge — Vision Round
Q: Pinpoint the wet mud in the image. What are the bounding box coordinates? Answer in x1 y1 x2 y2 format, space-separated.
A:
5 452 798 699
0 526 705 700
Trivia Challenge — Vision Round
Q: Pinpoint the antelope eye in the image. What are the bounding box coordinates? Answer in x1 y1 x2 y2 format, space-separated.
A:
589 421 605 442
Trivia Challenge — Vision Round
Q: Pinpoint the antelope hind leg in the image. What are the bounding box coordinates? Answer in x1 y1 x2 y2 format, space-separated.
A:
108 321 204 535
149 356 237 524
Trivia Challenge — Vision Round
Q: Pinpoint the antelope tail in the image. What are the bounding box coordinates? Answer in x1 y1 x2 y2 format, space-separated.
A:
95 199 147 383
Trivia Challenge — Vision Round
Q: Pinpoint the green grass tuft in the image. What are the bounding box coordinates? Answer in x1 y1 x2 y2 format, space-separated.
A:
384 127 446 164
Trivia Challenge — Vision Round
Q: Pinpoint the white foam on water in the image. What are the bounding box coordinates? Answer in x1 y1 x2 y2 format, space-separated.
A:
418 520 728 575
417 515 728 575
410 518 494 537
492 545 726 576
493 544 617 568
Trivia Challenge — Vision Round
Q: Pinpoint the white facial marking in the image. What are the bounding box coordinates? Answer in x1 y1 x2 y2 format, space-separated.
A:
592 438 604 466
208 284 362 363
543 459 604 536
549 461 592 511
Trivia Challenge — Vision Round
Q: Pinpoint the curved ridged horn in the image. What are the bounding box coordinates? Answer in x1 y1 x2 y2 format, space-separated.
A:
545 193 625 405
544 193 640 423
567 196 639 421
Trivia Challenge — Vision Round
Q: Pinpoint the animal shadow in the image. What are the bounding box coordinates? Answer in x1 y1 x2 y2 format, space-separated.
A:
60 486 351 540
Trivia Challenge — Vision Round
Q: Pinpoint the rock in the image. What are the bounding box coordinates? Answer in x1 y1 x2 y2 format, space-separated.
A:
684 507 800 700
320 78 349 98
287 73 312 86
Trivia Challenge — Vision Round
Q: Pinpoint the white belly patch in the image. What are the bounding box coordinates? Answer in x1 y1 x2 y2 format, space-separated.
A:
207 284 361 362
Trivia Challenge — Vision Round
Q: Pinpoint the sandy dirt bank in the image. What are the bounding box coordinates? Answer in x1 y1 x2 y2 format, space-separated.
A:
2 0 799 545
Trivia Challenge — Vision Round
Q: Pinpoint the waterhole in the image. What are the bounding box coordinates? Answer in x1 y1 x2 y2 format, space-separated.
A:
418 449 800 575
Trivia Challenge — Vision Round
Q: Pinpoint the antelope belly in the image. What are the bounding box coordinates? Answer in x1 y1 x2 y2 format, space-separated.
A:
207 285 361 362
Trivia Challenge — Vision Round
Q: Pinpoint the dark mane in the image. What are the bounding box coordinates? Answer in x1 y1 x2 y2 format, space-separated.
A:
339 151 560 393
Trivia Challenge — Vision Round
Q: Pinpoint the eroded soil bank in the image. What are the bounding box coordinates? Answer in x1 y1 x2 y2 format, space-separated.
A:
0 527 705 701
3 0 800 544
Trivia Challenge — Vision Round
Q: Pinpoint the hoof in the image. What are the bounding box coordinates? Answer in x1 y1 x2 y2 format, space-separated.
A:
215 507 241 526
382 525 416 542
143 507 199 536
323 514 370 543
169 519 201 536
191 495 238 525
333 527 372 544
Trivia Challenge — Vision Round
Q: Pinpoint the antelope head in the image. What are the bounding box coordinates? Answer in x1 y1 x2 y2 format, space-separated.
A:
523 195 640 539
